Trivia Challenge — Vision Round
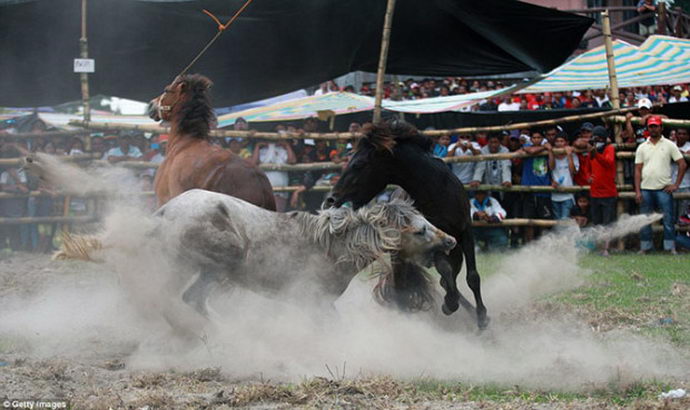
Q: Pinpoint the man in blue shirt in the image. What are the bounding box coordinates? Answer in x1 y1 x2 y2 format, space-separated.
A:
518 130 554 241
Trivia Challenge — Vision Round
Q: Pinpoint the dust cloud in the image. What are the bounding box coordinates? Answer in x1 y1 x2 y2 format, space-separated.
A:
0 156 686 391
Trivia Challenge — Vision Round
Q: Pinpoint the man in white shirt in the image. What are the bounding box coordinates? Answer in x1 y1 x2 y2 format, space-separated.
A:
668 85 688 103
549 134 579 220
251 139 296 212
497 96 520 112
470 190 508 251
635 116 687 253
448 135 481 185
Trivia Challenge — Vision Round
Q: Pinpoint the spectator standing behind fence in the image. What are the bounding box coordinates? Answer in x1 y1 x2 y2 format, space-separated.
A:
637 0 657 36
448 135 480 186
251 136 296 212
668 85 688 103
676 207 690 251
469 134 511 198
0 147 29 252
105 134 143 163
672 128 690 219
433 134 451 158
589 126 618 256
470 190 508 251
549 134 579 220
519 131 553 242
573 122 594 186
635 116 687 254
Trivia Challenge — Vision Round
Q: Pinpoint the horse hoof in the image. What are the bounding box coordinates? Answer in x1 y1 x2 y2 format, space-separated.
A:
478 315 490 330
441 302 458 316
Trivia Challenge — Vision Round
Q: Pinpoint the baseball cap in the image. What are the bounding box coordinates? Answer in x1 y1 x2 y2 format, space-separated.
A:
303 138 316 146
580 122 594 132
157 134 169 143
673 85 683 91
592 125 608 138
647 115 662 126
637 98 652 110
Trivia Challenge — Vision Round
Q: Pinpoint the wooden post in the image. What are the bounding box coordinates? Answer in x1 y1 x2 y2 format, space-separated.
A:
658 1 667 35
372 0 397 124
603 10 626 251
602 11 620 115
80 0 92 151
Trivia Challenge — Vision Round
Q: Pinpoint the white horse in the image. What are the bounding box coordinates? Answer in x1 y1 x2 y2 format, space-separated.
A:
151 189 456 324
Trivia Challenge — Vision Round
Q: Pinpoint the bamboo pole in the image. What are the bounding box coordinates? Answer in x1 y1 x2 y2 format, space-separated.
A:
603 10 621 116
472 218 562 227
373 0 397 124
0 130 91 140
420 106 640 137
0 188 688 204
0 153 99 167
12 149 686 171
68 106 640 140
609 115 690 127
0 216 97 225
80 0 91 128
603 9 626 250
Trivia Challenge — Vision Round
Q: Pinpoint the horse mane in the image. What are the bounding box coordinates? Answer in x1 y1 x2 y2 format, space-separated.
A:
298 204 399 272
175 74 216 139
295 197 434 310
357 121 433 154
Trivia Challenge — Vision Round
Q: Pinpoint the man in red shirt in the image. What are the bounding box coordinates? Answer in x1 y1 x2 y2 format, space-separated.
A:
589 125 618 256
573 122 594 186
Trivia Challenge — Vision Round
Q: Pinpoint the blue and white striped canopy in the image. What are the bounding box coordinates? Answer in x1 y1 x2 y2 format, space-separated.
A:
521 35 690 93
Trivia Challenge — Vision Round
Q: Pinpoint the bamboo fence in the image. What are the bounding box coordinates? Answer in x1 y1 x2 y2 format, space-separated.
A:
0 119 688 246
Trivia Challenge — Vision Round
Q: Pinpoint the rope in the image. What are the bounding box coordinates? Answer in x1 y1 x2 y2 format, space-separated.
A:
178 0 256 77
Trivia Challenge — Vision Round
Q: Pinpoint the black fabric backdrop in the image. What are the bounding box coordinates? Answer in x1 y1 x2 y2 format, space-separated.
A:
0 0 592 107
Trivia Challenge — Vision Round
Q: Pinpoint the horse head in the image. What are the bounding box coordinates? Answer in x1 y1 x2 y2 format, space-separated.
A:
324 121 429 209
369 197 456 267
148 74 216 138
324 123 396 209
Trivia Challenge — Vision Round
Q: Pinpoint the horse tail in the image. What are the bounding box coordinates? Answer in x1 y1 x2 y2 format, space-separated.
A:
374 258 434 312
52 232 104 262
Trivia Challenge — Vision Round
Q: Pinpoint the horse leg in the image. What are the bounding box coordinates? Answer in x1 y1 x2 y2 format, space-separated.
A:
182 269 217 317
435 250 474 315
460 227 489 330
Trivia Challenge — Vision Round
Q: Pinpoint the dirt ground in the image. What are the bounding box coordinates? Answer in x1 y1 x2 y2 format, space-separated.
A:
0 253 688 409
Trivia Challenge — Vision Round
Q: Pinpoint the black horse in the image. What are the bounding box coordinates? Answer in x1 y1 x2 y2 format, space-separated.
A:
324 121 488 329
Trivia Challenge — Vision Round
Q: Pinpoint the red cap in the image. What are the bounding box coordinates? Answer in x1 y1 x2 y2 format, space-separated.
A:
158 134 169 143
646 116 662 126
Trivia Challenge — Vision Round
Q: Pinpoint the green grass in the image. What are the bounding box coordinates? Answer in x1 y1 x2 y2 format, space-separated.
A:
410 252 690 405
556 254 690 347
409 378 673 405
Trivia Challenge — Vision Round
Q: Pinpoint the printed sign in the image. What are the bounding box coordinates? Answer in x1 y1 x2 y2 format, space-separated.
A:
74 58 95 73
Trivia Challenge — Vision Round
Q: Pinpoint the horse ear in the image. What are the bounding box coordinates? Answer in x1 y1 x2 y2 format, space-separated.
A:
201 76 214 90
389 187 411 202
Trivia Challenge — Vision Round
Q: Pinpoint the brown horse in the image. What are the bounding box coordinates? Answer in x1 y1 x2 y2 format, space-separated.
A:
148 74 276 210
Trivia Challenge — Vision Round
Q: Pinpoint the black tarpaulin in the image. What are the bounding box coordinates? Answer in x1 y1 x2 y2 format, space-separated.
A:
0 0 592 107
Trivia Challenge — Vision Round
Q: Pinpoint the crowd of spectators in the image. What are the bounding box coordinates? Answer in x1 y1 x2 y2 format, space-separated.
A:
1 81 689 255
427 92 689 254
316 78 689 113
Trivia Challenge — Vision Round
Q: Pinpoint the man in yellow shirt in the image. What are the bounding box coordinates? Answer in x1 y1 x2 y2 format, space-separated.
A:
634 116 687 254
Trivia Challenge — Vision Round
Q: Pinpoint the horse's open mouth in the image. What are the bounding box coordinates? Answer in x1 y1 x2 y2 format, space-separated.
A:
148 102 161 122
